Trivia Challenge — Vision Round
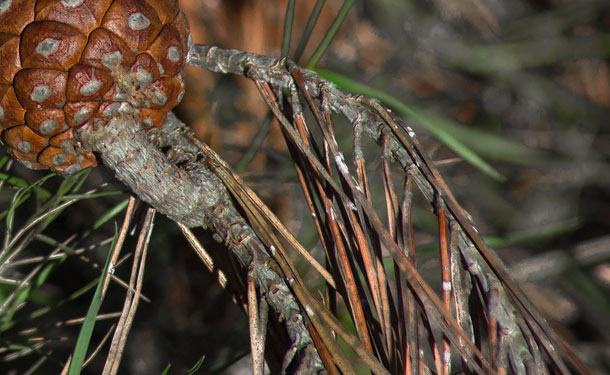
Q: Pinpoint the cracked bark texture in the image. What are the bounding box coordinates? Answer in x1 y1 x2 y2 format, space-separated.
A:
74 111 324 374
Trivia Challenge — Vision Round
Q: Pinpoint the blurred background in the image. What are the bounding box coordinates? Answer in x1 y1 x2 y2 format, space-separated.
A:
1 0 609 373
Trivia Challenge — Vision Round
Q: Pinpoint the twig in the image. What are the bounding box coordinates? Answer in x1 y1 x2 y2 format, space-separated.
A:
103 207 155 375
248 278 267 375
178 223 228 288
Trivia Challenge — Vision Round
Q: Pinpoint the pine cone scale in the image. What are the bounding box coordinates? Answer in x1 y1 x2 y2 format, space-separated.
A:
20 21 87 70
0 0 35 35
0 34 21 84
35 0 113 34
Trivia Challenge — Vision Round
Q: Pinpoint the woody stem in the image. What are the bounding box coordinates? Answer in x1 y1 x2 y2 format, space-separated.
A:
74 113 324 373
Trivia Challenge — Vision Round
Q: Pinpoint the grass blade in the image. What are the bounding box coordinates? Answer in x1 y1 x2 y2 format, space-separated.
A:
281 0 296 58
306 0 355 69
68 228 117 375
293 0 326 62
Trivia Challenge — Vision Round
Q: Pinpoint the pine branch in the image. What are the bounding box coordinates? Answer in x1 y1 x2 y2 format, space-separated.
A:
63 42 590 374
186 44 590 374
73 109 324 373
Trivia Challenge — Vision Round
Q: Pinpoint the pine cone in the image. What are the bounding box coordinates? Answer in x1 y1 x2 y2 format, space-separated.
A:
0 0 189 174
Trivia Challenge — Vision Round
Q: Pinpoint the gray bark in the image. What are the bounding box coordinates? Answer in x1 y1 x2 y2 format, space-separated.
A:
74 111 324 373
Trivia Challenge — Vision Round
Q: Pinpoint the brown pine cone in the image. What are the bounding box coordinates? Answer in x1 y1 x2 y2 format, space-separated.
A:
0 0 189 174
